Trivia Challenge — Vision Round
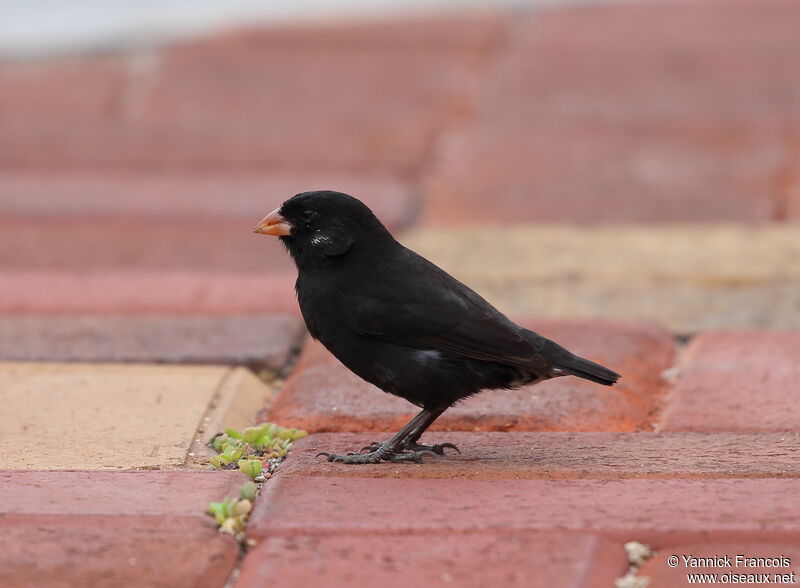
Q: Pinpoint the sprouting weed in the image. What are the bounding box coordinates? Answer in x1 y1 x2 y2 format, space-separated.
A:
207 423 307 471
205 424 308 542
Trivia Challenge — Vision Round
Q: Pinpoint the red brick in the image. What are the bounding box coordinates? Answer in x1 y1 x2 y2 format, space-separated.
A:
0 219 292 273
278 432 800 480
526 1 800 60
513 2 800 127
136 43 479 174
0 271 297 314
0 17 499 172
237 531 625 588
639 543 800 587
0 521 237 588
250 476 800 543
217 13 507 52
424 0 797 224
0 57 124 118
0 471 242 588
659 331 800 432
790 191 800 221
0 57 127 169
0 171 417 230
0 471 243 515
0 314 303 370
784 143 800 221
425 123 782 225
268 320 675 433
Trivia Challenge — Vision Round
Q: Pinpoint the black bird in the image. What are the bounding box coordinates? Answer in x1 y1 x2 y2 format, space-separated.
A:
255 191 620 464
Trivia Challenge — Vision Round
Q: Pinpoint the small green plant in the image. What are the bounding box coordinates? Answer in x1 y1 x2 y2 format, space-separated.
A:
207 422 307 472
238 459 263 479
239 481 257 501
206 482 255 537
205 425 306 542
206 497 238 526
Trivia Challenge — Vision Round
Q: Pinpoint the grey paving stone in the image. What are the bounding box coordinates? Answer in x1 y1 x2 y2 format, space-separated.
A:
0 313 305 370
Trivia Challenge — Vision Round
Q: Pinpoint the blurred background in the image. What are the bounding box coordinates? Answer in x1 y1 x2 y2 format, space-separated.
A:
1 5 798 585
0 0 571 57
0 0 798 344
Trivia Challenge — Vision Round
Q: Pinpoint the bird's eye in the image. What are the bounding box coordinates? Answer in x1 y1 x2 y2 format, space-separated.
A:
300 210 317 222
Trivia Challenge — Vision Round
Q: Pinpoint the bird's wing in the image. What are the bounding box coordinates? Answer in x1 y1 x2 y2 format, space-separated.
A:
347 266 548 371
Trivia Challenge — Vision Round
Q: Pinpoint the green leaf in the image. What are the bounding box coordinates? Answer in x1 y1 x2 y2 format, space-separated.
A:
254 431 273 450
242 427 263 445
239 481 258 501
210 435 227 451
219 498 236 518
206 502 228 525
223 445 245 461
238 459 263 478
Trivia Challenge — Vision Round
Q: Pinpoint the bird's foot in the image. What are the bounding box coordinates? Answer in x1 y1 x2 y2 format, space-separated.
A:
358 439 460 457
317 443 437 465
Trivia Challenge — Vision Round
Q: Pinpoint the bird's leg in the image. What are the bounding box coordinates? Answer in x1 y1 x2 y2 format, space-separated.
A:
318 408 446 464
400 407 460 455
360 408 461 455
357 407 459 455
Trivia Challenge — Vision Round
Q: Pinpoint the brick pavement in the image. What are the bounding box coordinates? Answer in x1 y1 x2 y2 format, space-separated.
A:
0 472 242 588
2 1 800 586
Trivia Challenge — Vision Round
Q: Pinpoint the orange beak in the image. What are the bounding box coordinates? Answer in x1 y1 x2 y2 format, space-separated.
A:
254 206 292 236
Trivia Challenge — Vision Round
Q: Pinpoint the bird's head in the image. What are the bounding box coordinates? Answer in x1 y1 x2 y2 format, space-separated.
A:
254 190 393 266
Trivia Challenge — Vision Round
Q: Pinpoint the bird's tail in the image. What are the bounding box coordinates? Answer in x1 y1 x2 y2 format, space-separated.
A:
552 353 620 386
522 329 621 386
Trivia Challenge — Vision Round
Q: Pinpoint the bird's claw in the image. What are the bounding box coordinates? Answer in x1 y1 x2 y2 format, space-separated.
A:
404 441 461 455
316 445 438 465
339 438 461 460
359 442 381 454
